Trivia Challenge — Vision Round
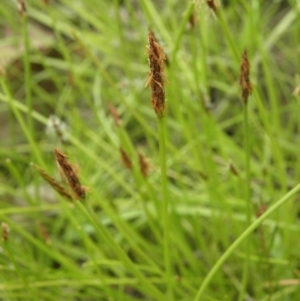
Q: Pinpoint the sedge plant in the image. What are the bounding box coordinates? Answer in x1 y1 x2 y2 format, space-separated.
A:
1 0 300 300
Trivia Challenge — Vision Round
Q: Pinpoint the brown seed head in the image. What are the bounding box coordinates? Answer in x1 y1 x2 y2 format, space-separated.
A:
120 148 132 170
146 31 167 117
240 50 252 103
2 222 9 242
108 103 121 127
32 163 73 200
54 148 86 200
17 0 27 17
138 152 150 178
188 8 198 29
229 160 239 177
38 223 51 244
207 0 218 13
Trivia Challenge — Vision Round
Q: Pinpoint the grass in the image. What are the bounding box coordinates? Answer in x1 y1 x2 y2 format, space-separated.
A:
1 0 300 300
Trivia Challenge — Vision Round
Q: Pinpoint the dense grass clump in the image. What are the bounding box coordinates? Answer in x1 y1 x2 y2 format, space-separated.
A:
1 1 300 300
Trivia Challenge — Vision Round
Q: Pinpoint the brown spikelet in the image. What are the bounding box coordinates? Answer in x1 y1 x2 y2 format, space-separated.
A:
138 152 150 178
146 31 167 117
2 222 9 242
207 0 218 13
240 50 252 103
229 160 239 177
38 223 51 244
54 148 86 200
120 148 132 170
32 163 73 200
188 9 198 29
17 0 27 16
108 103 121 127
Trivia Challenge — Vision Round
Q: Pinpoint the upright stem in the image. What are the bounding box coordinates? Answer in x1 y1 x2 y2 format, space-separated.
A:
157 116 173 300
193 181 300 301
238 102 251 301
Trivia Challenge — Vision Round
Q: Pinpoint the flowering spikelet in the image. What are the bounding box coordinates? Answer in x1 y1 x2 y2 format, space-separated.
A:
229 160 239 177
38 223 51 244
108 103 121 127
54 148 86 200
240 50 252 103
2 222 9 242
17 0 27 16
146 31 167 117
120 148 132 170
138 152 150 178
32 163 73 200
188 8 198 29
207 0 218 13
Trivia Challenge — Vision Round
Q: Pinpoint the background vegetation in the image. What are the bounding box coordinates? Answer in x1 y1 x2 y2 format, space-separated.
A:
1 0 300 300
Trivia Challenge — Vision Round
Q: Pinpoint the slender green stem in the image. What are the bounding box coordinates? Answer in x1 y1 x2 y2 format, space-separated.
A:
216 9 240 63
238 101 251 301
171 2 195 63
157 116 173 300
193 181 300 301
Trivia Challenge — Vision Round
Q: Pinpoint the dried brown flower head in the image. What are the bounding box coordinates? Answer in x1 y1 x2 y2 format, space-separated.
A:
108 103 121 127
138 152 150 178
240 50 252 103
54 148 86 200
229 160 239 177
38 223 51 244
207 0 218 13
120 148 132 170
188 8 198 29
146 31 167 117
32 163 73 200
17 0 27 16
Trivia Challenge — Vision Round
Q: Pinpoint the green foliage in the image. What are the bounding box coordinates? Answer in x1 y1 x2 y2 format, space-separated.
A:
1 0 300 300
